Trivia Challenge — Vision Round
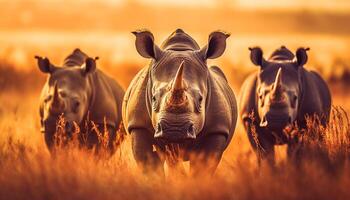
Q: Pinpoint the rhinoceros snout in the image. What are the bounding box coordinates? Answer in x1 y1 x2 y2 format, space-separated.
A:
154 120 196 143
261 112 292 129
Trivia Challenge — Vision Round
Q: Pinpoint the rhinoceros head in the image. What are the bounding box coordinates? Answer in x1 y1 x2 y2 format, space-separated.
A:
36 49 98 139
133 29 229 143
249 46 309 130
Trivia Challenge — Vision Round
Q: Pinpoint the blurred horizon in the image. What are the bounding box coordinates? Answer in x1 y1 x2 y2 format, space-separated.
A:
1 0 350 89
4 0 350 11
3 0 350 33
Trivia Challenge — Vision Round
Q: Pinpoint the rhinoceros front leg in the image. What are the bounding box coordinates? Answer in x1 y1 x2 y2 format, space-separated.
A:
190 134 227 177
131 128 164 176
244 120 275 166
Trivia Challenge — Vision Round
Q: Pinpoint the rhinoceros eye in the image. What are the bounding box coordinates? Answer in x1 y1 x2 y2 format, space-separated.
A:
198 95 203 103
258 90 265 100
72 100 80 113
44 95 52 103
258 91 265 107
258 89 269 100
194 92 203 113
59 91 67 98
152 94 160 111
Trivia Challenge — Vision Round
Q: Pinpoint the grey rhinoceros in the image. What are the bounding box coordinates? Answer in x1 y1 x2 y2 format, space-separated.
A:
37 49 125 153
239 46 331 164
122 29 237 176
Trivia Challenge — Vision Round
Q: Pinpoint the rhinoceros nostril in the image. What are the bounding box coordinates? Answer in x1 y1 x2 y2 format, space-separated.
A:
260 117 268 127
188 124 194 133
157 122 162 132
154 122 164 139
186 123 196 139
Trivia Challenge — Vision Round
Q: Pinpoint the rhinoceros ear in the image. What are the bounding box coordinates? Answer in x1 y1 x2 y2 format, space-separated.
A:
200 31 230 60
82 57 98 75
249 47 265 67
35 56 57 73
296 47 310 66
132 30 163 60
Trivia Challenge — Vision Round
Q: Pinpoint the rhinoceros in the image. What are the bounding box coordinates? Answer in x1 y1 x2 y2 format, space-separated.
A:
122 29 237 175
37 49 125 153
239 46 331 164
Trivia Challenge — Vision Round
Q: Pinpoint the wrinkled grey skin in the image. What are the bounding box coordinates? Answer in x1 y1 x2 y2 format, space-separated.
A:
38 49 125 153
239 46 331 165
122 29 237 176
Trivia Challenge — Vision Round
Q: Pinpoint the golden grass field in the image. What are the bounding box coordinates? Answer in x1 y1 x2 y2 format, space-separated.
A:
1 1 350 199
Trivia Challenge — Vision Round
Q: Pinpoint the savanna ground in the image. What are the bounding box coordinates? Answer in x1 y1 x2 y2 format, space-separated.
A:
1 1 350 199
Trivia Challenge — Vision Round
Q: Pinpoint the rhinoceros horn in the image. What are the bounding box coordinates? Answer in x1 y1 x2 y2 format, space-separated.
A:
50 81 64 113
271 68 283 101
172 61 185 91
169 61 187 105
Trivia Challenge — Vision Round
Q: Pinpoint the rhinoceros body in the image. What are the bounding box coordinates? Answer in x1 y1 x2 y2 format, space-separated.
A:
123 29 237 175
239 46 331 164
38 49 125 152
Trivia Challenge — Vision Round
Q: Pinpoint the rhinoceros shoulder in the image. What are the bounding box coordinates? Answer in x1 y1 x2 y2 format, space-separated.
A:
122 66 153 134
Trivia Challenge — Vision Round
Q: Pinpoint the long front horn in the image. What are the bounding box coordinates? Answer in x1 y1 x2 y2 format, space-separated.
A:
172 60 185 91
271 68 283 100
168 61 187 105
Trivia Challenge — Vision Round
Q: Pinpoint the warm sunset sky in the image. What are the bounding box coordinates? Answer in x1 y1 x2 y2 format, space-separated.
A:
6 0 349 11
1 0 349 71
99 0 350 11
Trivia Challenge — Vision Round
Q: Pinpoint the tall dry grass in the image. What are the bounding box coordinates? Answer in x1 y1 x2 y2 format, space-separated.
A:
0 87 349 199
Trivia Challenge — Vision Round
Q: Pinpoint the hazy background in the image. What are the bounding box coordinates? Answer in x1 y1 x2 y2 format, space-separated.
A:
1 0 350 87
